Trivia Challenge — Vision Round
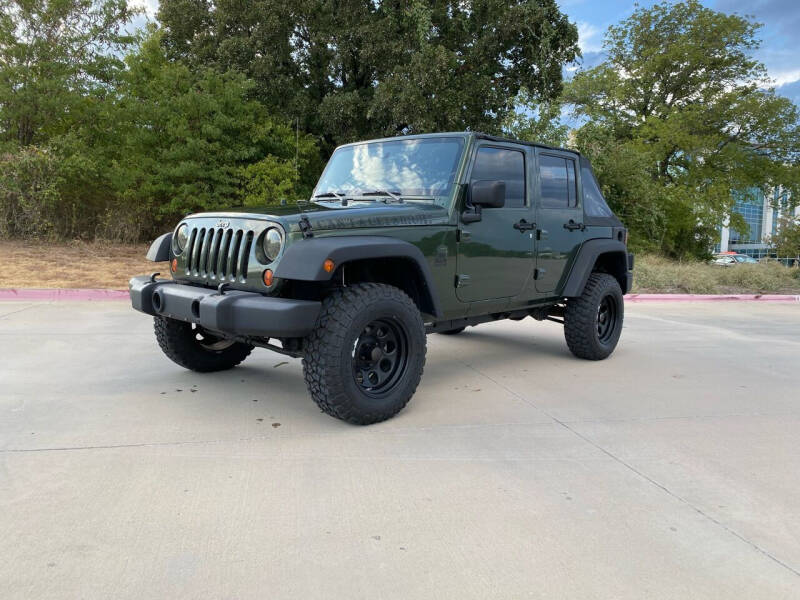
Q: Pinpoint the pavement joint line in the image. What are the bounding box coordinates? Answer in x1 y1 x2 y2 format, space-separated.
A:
0 421 591 454
459 359 800 580
559 411 800 424
0 304 36 320
0 437 266 454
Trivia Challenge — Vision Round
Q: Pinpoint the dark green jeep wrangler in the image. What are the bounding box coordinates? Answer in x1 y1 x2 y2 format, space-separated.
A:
131 132 633 424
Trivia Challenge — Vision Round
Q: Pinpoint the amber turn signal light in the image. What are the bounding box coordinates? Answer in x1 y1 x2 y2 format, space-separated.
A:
170 258 178 273
323 259 335 273
263 269 274 286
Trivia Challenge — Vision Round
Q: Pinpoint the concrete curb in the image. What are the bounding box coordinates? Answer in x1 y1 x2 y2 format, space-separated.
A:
0 288 130 301
625 293 800 303
1 289 799 303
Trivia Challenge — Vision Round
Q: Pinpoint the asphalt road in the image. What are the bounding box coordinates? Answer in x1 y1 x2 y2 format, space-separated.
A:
1 300 799 599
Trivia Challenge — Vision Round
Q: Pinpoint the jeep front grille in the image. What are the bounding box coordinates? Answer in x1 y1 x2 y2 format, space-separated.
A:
183 226 254 282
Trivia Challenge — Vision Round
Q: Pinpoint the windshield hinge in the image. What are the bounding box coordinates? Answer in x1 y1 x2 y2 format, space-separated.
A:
299 215 314 239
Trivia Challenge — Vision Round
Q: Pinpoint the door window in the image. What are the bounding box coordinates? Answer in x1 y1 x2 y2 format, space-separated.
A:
539 155 577 208
471 147 526 208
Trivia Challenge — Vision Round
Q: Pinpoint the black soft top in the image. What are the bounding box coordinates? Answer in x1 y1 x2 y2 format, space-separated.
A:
473 132 580 156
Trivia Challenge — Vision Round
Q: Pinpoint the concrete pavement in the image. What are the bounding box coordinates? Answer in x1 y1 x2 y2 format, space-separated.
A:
1 300 799 598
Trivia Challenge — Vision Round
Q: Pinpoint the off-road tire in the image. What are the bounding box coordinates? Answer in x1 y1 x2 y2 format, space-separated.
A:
438 326 466 335
154 316 253 372
302 283 426 425
564 273 624 360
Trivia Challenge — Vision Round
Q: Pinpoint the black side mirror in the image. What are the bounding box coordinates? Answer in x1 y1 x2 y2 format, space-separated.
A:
471 180 505 208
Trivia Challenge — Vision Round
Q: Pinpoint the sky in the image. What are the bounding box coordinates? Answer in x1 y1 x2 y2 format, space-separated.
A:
129 0 800 105
562 0 800 104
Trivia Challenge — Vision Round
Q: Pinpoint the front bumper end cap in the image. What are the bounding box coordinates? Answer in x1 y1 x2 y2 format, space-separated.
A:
129 275 321 338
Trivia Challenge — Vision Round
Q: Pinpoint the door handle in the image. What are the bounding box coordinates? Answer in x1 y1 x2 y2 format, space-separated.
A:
564 219 584 231
513 219 536 232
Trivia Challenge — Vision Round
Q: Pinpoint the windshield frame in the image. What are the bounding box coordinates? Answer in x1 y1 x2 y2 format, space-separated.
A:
312 134 469 210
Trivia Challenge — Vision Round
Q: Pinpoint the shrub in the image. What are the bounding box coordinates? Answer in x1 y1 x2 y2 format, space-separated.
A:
632 254 800 294
0 147 62 239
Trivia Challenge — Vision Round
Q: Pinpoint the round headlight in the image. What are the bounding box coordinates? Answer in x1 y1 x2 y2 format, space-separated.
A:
262 227 283 262
174 224 189 253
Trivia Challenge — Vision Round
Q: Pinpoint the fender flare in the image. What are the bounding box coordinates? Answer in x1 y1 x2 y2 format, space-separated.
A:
146 233 172 262
274 235 442 317
561 238 630 297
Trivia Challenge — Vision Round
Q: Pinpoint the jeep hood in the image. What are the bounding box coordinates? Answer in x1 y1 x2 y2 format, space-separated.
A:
189 201 450 233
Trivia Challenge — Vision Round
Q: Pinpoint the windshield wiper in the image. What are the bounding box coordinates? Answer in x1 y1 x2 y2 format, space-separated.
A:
313 190 353 206
360 190 403 203
313 191 346 200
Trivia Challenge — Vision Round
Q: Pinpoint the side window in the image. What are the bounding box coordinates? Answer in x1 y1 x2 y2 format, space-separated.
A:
581 164 614 217
470 147 525 208
539 154 577 208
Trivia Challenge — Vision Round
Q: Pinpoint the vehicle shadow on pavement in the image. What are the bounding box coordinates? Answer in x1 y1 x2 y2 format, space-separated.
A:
435 325 573 363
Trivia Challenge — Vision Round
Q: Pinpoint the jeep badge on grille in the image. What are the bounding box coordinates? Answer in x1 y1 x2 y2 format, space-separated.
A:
216 219 230 228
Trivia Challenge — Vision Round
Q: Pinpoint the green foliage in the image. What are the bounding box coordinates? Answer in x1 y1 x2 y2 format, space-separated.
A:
0 146 62 238
0 22 320 241
502 93 570 148
104 31 321 237
0 0 138 146
770 216 800 259
157 0 580 150
565 0 800 258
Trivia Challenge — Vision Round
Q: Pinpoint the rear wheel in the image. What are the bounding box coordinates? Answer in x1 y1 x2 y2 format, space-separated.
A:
302 283 426 424
564 273 624 360
154 316 253 372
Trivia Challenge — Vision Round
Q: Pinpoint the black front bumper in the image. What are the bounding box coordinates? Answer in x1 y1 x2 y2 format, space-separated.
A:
129 276 321 338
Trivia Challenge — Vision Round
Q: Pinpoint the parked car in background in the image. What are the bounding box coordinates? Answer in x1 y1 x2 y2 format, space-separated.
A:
712 253 759 266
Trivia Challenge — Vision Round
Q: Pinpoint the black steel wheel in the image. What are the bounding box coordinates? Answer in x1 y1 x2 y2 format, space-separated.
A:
596 295 619 344
564 273 624 360
352 318 410 398
303 283 426 424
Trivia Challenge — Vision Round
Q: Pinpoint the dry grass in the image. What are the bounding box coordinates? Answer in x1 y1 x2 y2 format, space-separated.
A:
632 254 800 295
0 240 168 289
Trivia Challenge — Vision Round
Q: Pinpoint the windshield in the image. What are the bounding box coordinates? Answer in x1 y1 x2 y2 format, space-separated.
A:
314 137 465 205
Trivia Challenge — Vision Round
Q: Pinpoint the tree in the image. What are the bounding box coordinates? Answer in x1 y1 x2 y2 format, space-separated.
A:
771 216 800 261
0 0 138 147
157 0 580 151
564 0 800 257
502 93 570 148
103 30 321 238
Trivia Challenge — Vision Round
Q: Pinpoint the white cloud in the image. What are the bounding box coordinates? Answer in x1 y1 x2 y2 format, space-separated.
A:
576 21 602 54
770 69 800 87
129 0 158 18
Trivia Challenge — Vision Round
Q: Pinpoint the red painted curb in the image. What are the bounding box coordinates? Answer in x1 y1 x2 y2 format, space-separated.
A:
2 288 799 303
625 293 800 302
0 288 129 301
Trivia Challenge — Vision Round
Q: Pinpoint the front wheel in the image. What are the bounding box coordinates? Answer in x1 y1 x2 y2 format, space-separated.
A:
564 273 624 360
302 283 426 424
154 316 253 372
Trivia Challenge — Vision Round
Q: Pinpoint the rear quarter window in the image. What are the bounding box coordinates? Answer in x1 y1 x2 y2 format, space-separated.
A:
581 164 614 218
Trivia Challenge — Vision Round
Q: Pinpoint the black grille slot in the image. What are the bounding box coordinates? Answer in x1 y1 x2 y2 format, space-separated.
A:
182 225 253 283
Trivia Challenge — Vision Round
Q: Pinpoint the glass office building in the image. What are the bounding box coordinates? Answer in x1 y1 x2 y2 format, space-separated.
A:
718 186 798 257
729 189 764 244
